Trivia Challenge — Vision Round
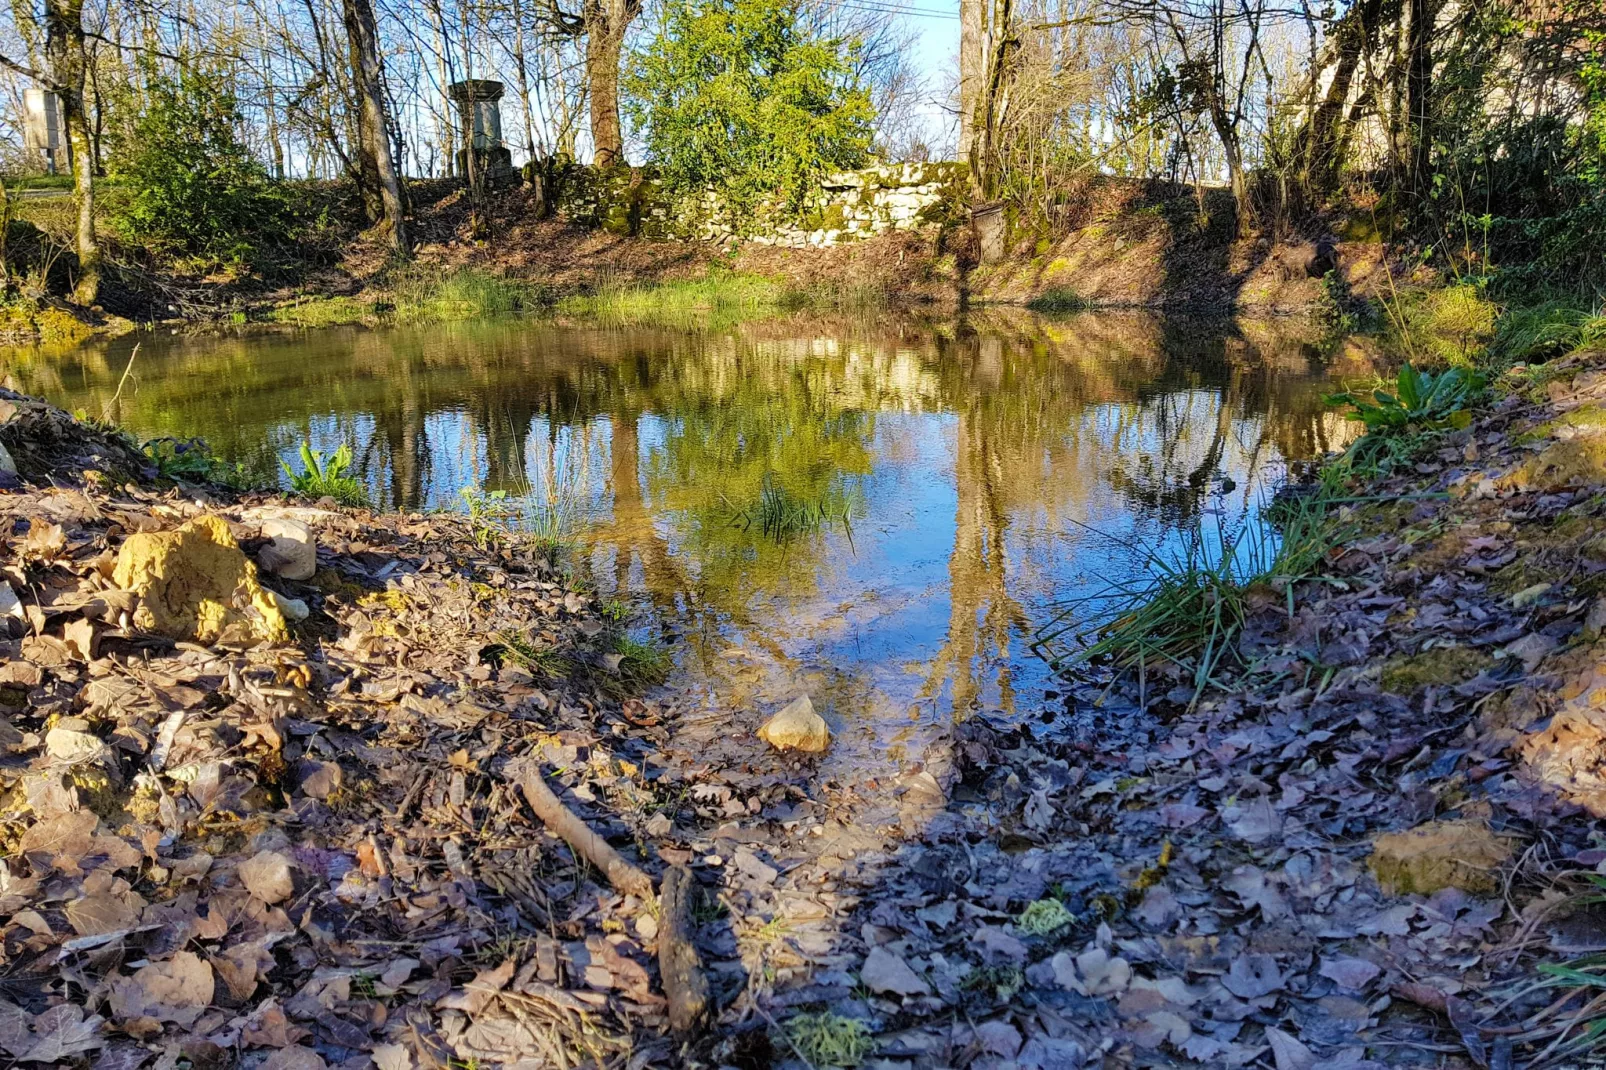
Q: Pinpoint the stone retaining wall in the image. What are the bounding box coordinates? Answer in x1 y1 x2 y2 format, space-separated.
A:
546 161 967 246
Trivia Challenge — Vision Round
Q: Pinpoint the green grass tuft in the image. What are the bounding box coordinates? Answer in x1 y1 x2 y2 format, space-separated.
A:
784 1012 874 1068
1037 468 1354 706
1026 287 1092 314
281 441 370 506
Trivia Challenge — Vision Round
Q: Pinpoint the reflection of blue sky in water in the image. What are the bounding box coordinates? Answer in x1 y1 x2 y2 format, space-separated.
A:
2 315 1355 783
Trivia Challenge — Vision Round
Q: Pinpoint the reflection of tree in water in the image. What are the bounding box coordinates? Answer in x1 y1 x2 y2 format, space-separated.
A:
3 314 1354 717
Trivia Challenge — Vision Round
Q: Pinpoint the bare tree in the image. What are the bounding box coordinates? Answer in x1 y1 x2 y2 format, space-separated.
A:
342 0 410 252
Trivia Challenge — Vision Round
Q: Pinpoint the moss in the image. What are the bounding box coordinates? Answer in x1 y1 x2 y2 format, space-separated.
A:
264 295 379 328
1380 646 1493 694
1517 405 1606 443
1506 436 1606 493
0 301 98 345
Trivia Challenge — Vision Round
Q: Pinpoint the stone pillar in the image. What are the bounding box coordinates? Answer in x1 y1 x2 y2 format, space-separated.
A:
447 79 514 177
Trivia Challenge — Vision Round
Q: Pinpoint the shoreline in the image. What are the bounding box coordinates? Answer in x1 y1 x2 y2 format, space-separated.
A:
1 317 1601 1067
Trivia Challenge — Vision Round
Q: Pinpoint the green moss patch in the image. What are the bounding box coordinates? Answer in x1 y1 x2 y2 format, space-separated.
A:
1380 646 1493 694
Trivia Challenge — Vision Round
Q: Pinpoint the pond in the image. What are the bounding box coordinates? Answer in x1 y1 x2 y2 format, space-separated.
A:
2 313 1361 781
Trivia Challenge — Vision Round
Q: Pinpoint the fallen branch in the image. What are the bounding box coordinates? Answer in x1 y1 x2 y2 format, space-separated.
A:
509 755 654 898
658 864 710 1034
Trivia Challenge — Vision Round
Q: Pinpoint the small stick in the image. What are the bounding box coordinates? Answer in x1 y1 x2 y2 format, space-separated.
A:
658 864 710 1035
101 342 141 424
509 756 653 898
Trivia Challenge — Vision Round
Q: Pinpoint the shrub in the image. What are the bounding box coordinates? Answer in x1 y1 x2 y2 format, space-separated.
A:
110 66 288 264
624 0 874 225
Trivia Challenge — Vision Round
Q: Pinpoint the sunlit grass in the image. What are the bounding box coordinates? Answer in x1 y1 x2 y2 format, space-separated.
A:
553 271 890 329
392 267 537 322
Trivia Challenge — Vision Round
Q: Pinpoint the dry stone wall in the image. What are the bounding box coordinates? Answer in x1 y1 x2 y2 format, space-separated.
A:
548 161 967 246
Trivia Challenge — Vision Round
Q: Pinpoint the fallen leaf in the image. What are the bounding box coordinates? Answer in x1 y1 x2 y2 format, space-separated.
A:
1222 953 1284 999
19 1004 105 1063
238 851 295 905
1265 1026 1316 1070
1318 956 1382 991
861 946 931 997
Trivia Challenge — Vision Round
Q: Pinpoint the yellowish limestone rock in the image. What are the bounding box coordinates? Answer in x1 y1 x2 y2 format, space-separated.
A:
1369 819 1513 895
757 694 831 753
112 515 287 645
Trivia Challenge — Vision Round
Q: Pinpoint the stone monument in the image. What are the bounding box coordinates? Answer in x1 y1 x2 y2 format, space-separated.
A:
448 79 514 179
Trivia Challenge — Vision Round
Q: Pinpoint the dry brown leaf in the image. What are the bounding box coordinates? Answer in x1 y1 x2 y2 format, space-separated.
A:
238 850 295 905
19 520 67 564
114 951 215 1027
18 1004 105 1063
17 810 97 873
64 891 143 937
435 958 515 1016
0 1000 30 1057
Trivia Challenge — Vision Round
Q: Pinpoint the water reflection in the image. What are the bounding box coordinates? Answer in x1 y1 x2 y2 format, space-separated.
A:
2 313 1357 778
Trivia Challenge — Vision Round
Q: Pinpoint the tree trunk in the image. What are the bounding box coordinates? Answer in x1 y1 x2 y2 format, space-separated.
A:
43 0 97 304
426 0 455 177
511 0 540 165
1208 104 1253 238
1404 0 1433 195
584 0 634 165
340 0 409 255
958 0 984 164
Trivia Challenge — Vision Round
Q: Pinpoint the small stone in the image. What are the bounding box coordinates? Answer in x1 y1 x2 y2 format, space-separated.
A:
0 440 14 476
757 694 830 753
238 850 295 904
1369 819 1513 895
272 591 310 621
257 518 317 581
1585 597 1606 640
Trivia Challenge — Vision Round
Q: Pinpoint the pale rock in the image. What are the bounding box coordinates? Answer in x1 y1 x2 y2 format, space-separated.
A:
257 518 317 581
272 591 310 622
0 581 21 629
0 440 14 476
238 850 295 904
757 694 830 753
860 945 930 996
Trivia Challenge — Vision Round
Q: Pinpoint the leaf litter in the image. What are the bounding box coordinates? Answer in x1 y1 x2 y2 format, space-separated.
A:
3 350 1606 1070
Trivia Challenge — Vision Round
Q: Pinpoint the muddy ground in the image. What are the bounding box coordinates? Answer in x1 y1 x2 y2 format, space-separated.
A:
2 341 1606 1070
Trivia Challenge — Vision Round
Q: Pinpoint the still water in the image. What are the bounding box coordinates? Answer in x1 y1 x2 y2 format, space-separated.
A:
4 313 1358 776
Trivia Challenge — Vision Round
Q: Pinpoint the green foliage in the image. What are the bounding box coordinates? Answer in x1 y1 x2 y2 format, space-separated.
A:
281 441 370 506
1315 271 1359 333
552 271 888 329
607 634 673 690
143 436 256 489
783 1012 873 1067
724 474 853 542
1026 287 1092 315
1038 471 1353 705
1016 898 1077 936
109 66 287 264
490 629 573 678
1492 295 1606 363
392 267 536 322
624 0 875 223
1327 362 1485 436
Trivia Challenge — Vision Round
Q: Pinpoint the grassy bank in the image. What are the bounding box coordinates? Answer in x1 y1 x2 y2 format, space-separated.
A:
1043 283 1606 705
260 266 893 332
